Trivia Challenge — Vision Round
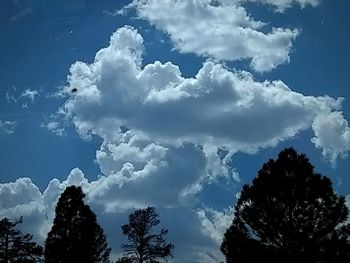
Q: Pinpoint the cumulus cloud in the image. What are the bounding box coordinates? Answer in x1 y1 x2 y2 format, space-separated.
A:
60 26 349 163
2 23 349 262
0 120 17 134
90 131 220 211
9 25 343 260
0 167 229 262
0 168 90 241
312 111 350 165
0 178 47 240
197 206 235 244
120 0 299 72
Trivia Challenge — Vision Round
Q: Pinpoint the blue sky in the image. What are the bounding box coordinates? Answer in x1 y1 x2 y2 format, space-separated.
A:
1 0 350 262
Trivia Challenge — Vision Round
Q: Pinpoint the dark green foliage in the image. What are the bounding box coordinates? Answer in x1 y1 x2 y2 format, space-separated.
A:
120 207 174 263
221 148 350 263
0 217 43 262
45 186 111 263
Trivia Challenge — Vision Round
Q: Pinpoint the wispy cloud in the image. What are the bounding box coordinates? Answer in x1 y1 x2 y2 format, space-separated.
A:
241 0 320 12
40 121 66 136
20 89 40 103
6 87 40 106
0 120 17 134
6 91 17 103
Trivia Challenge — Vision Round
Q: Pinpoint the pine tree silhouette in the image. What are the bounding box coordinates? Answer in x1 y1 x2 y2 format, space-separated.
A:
0 216 43 262
221 148 350 263
45 185 110 263
119 207 174 263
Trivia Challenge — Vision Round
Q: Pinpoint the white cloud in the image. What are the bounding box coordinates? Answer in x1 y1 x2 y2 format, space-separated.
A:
0 168 91 241
346 195 350 224
18 27 345 260
6 91 17 103
0 120 17 134
121 0 299 72
21 102 29 109
29 26 348 260
197 206 235 244
242 0 320 12
0 167 230 262
41 121 66 136
312 111 350 165
0 178 42 210
20 88 40 103
60 26 349 163
91 134 210 211
3 22 349 262
0 178 47 240
5 87 40 108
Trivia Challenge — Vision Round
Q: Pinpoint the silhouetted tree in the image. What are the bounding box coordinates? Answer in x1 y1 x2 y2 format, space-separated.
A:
0 217 43 262
115 257 132 263
45 185 111 263
120 207 174 263
221 148 350 263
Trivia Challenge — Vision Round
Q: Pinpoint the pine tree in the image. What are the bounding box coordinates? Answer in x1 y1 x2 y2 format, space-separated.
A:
221 148 350 263
0 216 43 262
45 185 111 263
120 207 174 263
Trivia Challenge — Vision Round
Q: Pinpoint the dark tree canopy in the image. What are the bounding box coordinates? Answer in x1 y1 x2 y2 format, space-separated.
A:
120 206 174 263
0 217 43 263
115 257 132 263
221 148 350 263
45 185 111 263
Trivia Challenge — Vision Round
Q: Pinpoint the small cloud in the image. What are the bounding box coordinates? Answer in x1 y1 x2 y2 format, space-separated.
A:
46 86 71 99
21 102 29 109
6 91 17 104
102 10 117 16
41 121 66 136
0 120 17 134
20 89 40 103
6 87 40 106
9 8 33 25
246 0 320 13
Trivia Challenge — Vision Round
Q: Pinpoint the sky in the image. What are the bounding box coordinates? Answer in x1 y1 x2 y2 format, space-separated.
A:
1 0 350 262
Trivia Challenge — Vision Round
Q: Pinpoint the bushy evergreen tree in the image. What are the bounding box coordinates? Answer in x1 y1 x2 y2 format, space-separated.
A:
45 185 110 263
221 148 350 263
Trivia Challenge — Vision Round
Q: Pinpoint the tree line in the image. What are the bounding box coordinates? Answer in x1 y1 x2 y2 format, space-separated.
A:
1 148 350 262
1 186 173 263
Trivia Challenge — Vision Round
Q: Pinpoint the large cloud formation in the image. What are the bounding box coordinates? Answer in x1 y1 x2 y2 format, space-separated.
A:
2 23 350 262
0 167 226 262
2 1 350 261
61 26 349 163
48 25 350 259
120 0 300 72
